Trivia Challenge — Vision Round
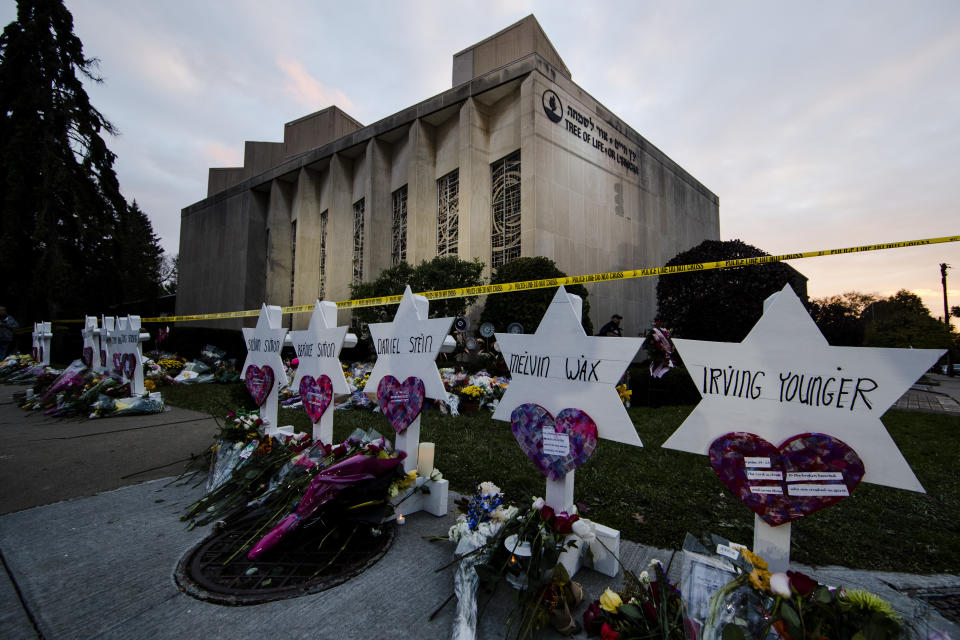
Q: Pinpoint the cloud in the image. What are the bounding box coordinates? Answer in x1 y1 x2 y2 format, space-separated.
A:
203 142 243 167
275 55 355 112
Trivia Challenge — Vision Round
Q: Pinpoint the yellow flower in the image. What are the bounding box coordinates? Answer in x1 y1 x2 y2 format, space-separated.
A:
144 379 156 391
599 588 623 613
740 548 768 571
749 568 771 592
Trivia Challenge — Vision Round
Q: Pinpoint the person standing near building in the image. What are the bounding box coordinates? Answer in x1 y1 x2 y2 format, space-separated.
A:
597 313 623 337
0 306 18 358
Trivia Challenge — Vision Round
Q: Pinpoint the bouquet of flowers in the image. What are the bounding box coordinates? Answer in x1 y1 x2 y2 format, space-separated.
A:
583 559 689 640
441 486 588 640
245 432 407 559
182 409 307 527
705 547 902 640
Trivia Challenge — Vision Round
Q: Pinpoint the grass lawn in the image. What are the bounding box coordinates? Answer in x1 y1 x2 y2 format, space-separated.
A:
164 383 960 574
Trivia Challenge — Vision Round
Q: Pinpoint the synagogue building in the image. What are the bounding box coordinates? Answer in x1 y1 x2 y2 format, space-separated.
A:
176 15 720 335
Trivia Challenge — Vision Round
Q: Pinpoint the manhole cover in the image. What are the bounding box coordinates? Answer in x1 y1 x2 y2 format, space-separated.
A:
175 513 396 605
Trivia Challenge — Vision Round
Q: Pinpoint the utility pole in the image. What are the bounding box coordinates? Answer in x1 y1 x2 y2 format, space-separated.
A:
942 263 954 377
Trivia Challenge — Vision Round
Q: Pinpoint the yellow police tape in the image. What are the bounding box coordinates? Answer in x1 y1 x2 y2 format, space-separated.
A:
123 234 958 324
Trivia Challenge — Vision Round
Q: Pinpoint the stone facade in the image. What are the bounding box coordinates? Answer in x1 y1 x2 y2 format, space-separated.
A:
177 15 720 335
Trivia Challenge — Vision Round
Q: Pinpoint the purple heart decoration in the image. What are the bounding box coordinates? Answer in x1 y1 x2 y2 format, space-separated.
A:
510 403 599 481
121 353 137 380
82 347 94 368
377 376 425 434
709 432 866 527
300 375 334 423
112 353 123 375
100 350 107 367
245 364 275 407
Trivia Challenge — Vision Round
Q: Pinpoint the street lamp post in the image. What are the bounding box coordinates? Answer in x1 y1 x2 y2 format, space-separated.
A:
942 263 954 377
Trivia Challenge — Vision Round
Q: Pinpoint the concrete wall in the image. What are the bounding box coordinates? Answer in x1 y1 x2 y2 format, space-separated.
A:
176 188 268 328
284 107 363 159
452 14 570 86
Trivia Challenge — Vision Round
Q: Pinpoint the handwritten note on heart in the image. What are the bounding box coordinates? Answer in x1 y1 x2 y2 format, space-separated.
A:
709 432 865 526
245 364 275 407
377 376 425 434
510 403 599 481
300 375 334 423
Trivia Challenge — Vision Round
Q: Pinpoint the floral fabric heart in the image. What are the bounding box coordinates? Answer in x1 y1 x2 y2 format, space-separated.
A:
112 353 123 375
121 353 137 380
377 376 425 434
709 432 865 526
245 364 275 407
82 347 94 368
300 375 334 423
510 403 599 481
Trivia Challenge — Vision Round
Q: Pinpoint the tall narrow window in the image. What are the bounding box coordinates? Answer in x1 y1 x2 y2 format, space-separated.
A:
491 151 521 269
391 185 408 266
318 210 328 299
352 199 365 287
437 169 459 256
289 220 297 307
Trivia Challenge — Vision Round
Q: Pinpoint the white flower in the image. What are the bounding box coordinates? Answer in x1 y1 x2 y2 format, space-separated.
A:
429 468 444 482
571 518 595 540
532 496 545 511
770 572 792 597
639 570 650 583
478 481 500 497
494 505 518 522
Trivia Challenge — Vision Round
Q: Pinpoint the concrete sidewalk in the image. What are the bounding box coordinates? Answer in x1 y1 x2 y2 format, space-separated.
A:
894 373 960 415
1 384 958 639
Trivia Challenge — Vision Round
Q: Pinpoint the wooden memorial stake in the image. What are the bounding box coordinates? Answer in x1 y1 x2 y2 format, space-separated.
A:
493 288 645 578
81 316 101 369
241 305 289 430
113 316 150 396
100 316 116 372
662 285 944 572
363 286 454 518
32 322 52 366
753 515 791 573
288 300 357 444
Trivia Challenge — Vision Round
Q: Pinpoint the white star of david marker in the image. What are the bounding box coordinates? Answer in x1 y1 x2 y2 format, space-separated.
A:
289 301 352 395
661 285 945 492
363 286 453 400
241 305 290 388
492 287 645 446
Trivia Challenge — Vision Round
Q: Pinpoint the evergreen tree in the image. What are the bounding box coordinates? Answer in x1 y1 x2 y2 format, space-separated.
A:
655 239 807 342
479 257 593 335
0 0 160 321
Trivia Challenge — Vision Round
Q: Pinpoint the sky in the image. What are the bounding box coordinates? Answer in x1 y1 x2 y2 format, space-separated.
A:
3 0 959 325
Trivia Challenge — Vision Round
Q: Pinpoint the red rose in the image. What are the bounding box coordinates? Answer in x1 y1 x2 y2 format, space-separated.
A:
600 622 620 640
540 505 555 521
787 571 818 597
642 600 658 625
554 513 579 534
582 601 603 635
332 444 347 457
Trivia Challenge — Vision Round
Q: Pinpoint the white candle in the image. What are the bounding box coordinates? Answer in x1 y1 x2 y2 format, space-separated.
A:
396 513 405 525
417 442 435 477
